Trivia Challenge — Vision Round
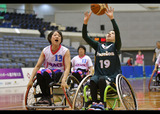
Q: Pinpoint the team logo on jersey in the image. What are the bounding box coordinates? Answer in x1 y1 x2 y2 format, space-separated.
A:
102 44 113 49
48 62 63 67
97 51 115 56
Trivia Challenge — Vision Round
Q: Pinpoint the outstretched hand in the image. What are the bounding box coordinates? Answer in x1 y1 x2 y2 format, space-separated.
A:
105 7 114 20
61 79 69 89
84 11 92 25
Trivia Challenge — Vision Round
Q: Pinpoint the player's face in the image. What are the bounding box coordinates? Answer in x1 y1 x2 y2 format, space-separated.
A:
78 48 85 56
156 42 160 49
106 31 115 42
51 31 62 45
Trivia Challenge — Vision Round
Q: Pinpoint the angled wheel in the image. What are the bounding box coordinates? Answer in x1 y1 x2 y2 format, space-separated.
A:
72 75 92 110
116 74 138 110
63 74 80 109
25 77 40 110
148 70 156 91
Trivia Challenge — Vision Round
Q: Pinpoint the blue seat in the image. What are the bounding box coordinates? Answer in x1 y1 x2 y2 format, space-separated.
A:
5 63 12 68
0 63 5 68
11 63 18 68
17 63 25 68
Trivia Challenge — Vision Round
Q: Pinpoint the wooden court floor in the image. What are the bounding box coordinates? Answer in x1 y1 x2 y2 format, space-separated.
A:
0 77 160 110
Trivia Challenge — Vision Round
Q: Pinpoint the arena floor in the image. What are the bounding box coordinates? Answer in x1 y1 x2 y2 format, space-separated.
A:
0 77 160 110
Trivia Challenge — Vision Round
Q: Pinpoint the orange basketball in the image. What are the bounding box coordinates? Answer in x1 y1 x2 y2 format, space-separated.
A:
91 4 108 16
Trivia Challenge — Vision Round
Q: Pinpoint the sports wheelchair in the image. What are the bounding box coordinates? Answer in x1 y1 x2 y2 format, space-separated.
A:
148 70 160 91
72 74 138 110
25 73 79 110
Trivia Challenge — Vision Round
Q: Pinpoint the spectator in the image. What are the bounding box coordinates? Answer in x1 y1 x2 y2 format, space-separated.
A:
39 27 46 38
135 50 144 66
126 57 133 66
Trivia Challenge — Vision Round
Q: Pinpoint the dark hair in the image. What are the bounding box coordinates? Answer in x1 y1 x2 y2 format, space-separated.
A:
47 30 63 44
77 45 86 54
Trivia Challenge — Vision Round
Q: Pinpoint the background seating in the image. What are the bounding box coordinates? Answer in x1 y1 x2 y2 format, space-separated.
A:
0 35 95 68
0 11 78 32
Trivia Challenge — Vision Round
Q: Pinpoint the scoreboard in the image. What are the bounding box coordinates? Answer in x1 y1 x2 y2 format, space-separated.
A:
93 37 106 44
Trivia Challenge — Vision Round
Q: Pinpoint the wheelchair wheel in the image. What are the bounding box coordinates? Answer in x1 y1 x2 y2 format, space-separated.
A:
63 74 80 108
116 74 138 110
72 75 92 110
25 77 40 110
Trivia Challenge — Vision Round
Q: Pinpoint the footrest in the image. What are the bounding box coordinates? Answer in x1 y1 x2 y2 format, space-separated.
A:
150 86 160 89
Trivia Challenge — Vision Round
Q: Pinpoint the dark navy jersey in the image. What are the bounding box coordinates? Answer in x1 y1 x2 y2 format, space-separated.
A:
94 42 121 78
82 19 122 79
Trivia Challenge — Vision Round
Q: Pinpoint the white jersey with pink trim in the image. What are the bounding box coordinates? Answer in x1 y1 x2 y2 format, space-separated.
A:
156 53 160 74
71 55 93 71
43 45 68 72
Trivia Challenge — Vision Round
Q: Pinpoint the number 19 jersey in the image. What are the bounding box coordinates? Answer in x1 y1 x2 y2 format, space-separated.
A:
94 42 121 78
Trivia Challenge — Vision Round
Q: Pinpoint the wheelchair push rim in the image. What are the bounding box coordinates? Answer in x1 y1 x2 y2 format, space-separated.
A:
116 74 138 110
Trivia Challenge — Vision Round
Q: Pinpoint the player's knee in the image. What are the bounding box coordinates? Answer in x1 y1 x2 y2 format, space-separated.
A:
37 70 41 75
99 76 106 83
43 71 52 78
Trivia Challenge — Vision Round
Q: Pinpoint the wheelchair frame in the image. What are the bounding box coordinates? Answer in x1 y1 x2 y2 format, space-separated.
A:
148 71 160 91
25 73 79 110
72 74 138 110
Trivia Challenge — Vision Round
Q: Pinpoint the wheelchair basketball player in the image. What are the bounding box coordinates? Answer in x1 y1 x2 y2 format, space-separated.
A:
27 30 70 105
82 6 122 110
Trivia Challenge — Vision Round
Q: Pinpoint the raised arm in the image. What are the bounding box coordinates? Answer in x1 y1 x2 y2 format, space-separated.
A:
111 19 121 52
82 11 98 50
105 7 121 52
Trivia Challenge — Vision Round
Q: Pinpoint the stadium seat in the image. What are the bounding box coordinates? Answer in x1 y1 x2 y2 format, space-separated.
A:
0 63 5 68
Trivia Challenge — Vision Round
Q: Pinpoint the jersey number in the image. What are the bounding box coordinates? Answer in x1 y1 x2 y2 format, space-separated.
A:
99 60 110 68
55 55 62 62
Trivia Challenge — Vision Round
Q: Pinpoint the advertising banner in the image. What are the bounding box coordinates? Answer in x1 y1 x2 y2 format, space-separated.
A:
0 68 23 80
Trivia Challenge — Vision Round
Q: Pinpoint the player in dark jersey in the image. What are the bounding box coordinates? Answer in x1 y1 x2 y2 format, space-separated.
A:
82 7 122 110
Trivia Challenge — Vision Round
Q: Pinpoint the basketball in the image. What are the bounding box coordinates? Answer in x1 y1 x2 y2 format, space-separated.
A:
91 4 108 16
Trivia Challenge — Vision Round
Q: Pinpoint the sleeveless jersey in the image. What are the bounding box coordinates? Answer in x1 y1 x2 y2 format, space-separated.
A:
71 55 93 71
156 53 160 74
43 45 68 72
95 42 121 78
155 47 160 58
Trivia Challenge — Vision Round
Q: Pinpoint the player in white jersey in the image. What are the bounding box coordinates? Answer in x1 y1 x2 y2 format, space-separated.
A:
71 45 94 82
152 41 160 63
27 30 71 105
153 53 160 74
153 53 160 85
